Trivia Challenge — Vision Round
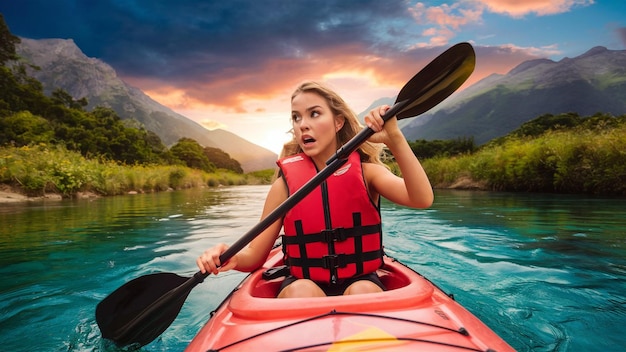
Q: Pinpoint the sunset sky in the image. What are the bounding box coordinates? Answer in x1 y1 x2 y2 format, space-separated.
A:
2 1 625 154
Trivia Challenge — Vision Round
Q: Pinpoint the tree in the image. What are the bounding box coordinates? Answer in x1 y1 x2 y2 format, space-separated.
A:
514 113 582 137
0 14 20 66
0 111 54 145
0 62 49 116
203 146 243 173
408 137 476 159
51 89 88 110
170 138 215 172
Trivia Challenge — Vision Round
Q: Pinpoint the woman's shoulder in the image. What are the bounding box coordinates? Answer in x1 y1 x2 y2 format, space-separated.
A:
269 175 288 195
362 162 390 182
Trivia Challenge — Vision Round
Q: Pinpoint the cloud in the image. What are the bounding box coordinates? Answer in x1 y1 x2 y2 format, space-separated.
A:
41 0 422 113
200 119 227 131
130 40 552 117
3 1 571 119
410 2 483 30
408 0 595 47
78 1 413 78
409 2 484 47
127 40 433 114
476 0 595 18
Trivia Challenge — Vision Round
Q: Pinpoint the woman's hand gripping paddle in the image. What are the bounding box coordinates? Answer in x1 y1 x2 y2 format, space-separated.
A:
95 42 476 348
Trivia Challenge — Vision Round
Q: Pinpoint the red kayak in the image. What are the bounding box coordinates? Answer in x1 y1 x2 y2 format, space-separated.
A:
186 246 515 351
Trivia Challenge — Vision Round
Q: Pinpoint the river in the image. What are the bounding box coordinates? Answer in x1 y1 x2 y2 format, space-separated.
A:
0 186 624 351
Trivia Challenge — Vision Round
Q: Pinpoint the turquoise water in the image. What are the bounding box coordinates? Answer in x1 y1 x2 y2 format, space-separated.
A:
0 186 625 351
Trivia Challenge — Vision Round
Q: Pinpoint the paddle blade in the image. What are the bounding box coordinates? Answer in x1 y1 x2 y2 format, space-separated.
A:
96 272 197 347
395 42 475 120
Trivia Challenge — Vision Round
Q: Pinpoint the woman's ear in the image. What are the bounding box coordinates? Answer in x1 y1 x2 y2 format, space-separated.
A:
335 115 345 132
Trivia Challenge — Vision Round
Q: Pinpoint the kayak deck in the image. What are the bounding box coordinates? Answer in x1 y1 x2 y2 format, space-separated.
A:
186 248 514 351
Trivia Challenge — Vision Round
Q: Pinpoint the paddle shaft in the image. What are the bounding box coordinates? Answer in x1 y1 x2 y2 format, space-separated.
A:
213 41 475 276
215 43 472 269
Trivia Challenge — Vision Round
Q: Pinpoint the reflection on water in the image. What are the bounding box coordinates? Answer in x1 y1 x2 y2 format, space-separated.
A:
0 187 624 351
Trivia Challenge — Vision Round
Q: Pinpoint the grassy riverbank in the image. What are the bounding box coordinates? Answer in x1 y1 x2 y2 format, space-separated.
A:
0 144 273 199
422 122 626 195
2 117 625 201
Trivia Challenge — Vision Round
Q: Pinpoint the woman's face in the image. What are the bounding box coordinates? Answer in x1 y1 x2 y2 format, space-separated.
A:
291 92 343 162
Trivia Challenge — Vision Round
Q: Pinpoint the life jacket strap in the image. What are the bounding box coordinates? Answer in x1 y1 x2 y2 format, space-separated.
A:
282 224 380 245
286 249 383 270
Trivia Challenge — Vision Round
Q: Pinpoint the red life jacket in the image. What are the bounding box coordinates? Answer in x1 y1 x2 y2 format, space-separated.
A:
277 152 383 284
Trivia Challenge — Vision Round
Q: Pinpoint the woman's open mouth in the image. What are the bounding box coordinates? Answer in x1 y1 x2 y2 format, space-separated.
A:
302 136 316 145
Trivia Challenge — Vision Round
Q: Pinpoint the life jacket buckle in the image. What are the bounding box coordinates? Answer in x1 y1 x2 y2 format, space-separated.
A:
262 265 291 280
322 254 347 269
321 228 347 243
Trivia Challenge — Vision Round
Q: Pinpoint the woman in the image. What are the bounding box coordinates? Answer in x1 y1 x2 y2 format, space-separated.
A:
197 81 433 298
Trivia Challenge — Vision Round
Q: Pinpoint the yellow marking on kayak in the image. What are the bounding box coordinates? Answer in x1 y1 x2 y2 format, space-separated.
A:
327 327 405 351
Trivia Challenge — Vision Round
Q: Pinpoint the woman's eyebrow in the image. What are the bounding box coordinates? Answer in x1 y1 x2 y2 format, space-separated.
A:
292 105 321 114
305 105 322 113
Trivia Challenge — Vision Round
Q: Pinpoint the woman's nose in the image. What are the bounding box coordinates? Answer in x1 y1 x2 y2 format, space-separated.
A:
298 117 310 130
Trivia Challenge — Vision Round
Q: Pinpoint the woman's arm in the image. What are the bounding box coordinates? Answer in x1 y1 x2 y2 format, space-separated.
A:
363 105 434 209
234 177 287 271
197 177 287 274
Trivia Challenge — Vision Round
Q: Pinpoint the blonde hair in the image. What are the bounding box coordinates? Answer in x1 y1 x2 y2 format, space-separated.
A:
279 81 384 166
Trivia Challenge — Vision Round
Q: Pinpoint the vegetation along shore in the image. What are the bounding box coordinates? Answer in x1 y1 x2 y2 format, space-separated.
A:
2 111 625 204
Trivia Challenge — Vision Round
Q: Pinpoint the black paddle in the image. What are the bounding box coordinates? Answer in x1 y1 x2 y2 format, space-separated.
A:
95 42 476 348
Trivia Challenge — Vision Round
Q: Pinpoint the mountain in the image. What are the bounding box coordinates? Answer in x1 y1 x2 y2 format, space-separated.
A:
15 38 277 172
402 46 626 144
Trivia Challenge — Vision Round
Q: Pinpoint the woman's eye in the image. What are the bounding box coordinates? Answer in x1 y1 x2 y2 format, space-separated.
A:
311 111 320 118
292 114 302 123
